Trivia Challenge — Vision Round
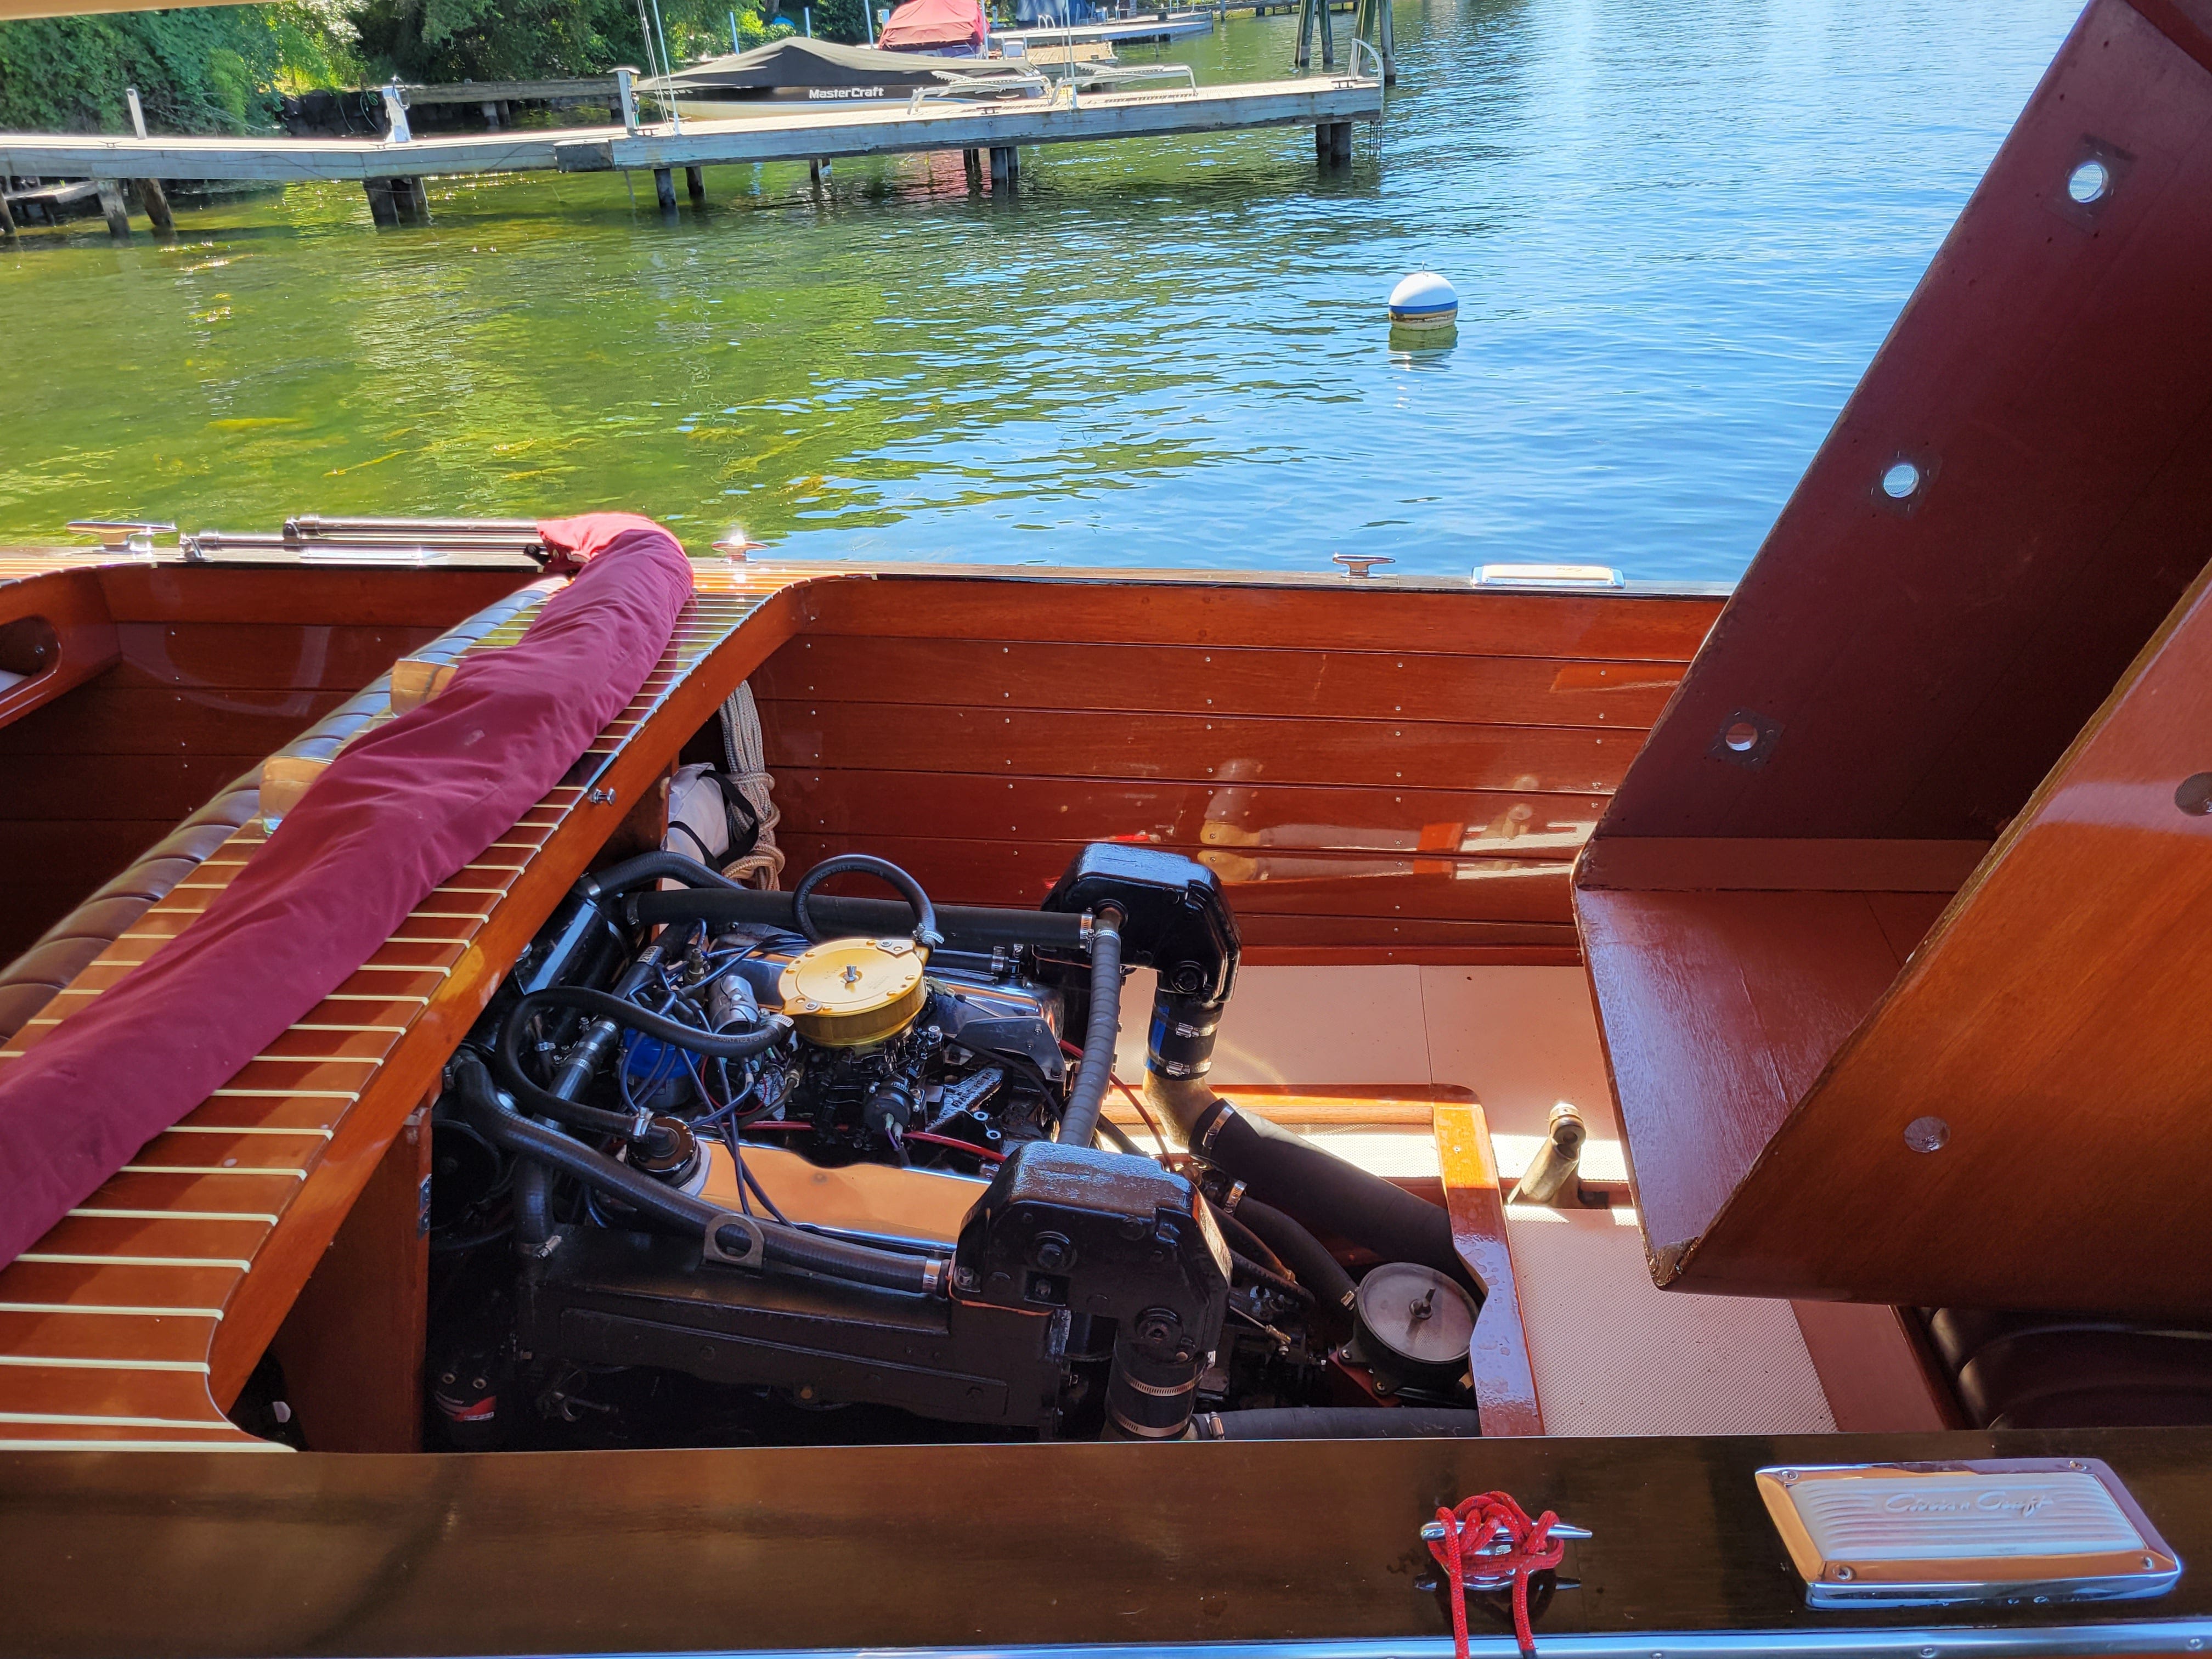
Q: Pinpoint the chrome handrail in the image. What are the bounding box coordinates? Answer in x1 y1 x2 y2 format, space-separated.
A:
176 516 551 567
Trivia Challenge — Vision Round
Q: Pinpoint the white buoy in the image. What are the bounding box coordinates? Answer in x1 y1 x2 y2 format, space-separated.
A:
1387 270 1458 330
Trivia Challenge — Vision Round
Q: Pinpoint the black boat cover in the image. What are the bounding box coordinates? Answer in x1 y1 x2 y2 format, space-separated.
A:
662 36 1005 92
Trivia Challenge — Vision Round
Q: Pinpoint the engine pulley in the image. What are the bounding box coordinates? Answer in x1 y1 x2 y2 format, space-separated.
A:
778 935 928 1047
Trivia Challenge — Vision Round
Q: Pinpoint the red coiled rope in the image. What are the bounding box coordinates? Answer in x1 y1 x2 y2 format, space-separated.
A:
1426 1492 1566 1659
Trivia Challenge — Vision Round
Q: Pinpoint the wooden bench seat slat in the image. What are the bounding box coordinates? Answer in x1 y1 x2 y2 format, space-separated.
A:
0 1363 234 1419
0 1309 222 1363
0 1260 243 1308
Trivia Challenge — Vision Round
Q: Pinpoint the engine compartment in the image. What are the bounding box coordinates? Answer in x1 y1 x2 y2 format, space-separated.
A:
426 839 1487 1449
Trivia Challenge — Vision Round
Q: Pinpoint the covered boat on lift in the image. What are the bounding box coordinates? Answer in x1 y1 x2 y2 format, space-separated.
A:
659 35 1013 102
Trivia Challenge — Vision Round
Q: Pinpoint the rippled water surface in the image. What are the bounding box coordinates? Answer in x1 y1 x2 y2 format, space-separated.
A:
0 0 2080 579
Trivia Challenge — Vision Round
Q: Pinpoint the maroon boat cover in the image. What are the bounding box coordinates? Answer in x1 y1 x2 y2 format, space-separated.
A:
0 513 693 1267
878 0 987 52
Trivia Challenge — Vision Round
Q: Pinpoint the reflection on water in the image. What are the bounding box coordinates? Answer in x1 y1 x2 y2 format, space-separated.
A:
0 0 2078 581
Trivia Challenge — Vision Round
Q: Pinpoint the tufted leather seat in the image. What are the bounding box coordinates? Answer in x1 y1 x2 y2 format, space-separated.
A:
1922 1307 2212 1430
0 581 552 1045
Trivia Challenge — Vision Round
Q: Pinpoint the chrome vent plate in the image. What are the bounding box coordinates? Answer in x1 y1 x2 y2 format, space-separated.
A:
1756 1459 2181 1609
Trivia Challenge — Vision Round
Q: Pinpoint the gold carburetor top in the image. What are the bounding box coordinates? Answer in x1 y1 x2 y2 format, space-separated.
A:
778 935 928 1048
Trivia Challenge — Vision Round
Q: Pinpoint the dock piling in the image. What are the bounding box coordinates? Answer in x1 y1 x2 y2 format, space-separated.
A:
95 178 130 240
989 144 1017 190
653 166 678 212
963 146 981 188
122 84 176 229
363 177 428 225
0 190 14 239
685 163 707 205
136 177 174 233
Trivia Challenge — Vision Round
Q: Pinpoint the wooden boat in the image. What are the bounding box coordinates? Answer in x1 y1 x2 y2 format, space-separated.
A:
4 0 2212 1653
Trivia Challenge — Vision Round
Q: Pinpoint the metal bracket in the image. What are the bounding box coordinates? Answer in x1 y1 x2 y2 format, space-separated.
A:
702 1211 765 1268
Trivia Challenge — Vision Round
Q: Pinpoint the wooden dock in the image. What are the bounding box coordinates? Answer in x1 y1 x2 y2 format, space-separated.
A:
0 71 1378 189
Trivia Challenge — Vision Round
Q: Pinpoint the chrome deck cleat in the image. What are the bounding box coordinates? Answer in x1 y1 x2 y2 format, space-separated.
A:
1417 1516 1592 1593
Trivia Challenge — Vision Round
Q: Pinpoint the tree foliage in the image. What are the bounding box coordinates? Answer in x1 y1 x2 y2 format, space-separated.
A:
349 0 792 82
2 8 268 133
0 0 802 137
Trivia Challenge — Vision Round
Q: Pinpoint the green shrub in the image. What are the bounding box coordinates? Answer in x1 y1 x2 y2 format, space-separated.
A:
0 8 290 134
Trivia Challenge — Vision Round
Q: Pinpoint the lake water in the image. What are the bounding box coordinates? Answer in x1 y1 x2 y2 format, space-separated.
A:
0 0 2081 582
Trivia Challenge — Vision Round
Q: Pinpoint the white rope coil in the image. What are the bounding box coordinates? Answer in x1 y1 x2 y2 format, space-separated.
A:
718 681 784 890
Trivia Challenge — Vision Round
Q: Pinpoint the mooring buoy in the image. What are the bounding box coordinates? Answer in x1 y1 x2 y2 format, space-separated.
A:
1387 270 1458 330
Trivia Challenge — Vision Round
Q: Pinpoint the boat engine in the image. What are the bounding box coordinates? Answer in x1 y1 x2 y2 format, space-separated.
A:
426 842 1477 1448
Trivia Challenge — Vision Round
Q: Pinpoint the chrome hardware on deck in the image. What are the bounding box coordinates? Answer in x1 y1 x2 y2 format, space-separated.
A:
1418 1516 1592 1592
1474 562 1625 588
176 515 551 567
66 519 175 554
1332 552 1395 578
1756 1459 2181 1610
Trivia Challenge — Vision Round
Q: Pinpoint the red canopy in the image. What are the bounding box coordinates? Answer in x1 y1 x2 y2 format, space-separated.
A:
0 514 692 1267
877 0 986 52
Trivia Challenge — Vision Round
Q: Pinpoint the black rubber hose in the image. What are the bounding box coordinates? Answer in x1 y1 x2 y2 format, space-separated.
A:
578 850 742 902
626 887 1087 952
493 1003 658 1142
1234 1195 1358 1335
1097 1117 1146 1157
512 1157 554 1250
453 1058 940 1295
792 853 942 950
1206 1202 1287 1278
1194 1407 1483 1441
1054 907 1124 1149
1194 1102 1481 1300
512 985 787 1060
